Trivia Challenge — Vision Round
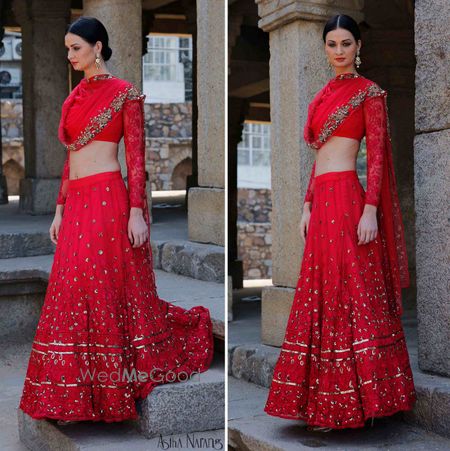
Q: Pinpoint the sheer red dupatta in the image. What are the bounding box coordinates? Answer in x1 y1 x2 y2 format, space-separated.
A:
303 74 410 317
55 75 146 208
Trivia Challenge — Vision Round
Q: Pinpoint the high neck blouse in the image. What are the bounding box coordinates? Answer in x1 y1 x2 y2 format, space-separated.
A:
56 74 147 209
63 73 124 144
308 72 365 143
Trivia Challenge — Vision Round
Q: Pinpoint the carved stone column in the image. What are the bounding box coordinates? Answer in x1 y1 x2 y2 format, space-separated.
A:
414 0 450 377
83 0 151 210
13 0 71 214
255 0 363 346
188 0 225 246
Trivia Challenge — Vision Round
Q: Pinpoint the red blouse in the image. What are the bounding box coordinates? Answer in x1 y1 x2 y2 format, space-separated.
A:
56 73 146 209
303 73 386 207
302 73 410 317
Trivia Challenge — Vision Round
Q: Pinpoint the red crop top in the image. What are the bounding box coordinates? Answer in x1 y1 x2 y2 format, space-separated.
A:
56 74 146 210
304 74 388 208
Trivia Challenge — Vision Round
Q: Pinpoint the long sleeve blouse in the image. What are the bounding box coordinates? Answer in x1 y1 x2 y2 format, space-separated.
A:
56 74 146 210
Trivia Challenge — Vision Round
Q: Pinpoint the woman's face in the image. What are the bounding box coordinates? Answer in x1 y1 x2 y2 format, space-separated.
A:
324 28 361 71
65 32 100 71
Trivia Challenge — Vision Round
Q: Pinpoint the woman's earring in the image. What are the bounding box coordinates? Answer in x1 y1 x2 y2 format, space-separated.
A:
95 53 101 70
355 49 361 69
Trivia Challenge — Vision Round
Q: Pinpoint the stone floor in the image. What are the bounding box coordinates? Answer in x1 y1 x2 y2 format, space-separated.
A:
228 286 450 450
0 191 189 241
0 192 225 450
229 376 450 451
0 269 225 450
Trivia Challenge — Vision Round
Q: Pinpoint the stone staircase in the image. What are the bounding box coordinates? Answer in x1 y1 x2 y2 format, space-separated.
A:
228 294 450 450
0 199 224 284
17 352 225 450
0 198 225 450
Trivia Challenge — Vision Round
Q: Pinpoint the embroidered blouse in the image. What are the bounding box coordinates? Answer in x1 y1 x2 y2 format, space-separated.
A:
56 73 146 209
302 72 410 316
303 72 385 207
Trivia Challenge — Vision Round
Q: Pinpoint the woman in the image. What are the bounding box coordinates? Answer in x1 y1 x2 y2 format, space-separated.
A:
263 14 416 431
19 16 214 424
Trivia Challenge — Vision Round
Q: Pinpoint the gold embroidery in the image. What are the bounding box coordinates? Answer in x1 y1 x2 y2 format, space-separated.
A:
353 328 403 345
308 83 386 150
272 365 413 392
281 348 308 356
31 347 130 357
354 335 405 353
34 340 128 349
66 84 144 152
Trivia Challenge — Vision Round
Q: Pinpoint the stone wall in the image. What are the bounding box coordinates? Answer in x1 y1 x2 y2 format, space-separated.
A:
237 222 272 279
146 102 192 190
1 99 193 193
237 188 272 279
237 188 271 222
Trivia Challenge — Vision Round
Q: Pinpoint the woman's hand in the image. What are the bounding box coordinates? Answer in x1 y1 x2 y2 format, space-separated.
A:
300 204 312 245
128 208 149 248
357 205 378 245
49 213 63 245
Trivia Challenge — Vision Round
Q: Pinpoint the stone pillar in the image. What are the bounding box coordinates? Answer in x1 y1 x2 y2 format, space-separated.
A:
83 0 152 211
414 0 450 377
13 0 71 214
83 0 142 86
188 0 225 246
255 0 363 346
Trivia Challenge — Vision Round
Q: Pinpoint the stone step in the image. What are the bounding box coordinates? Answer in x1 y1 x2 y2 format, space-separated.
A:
0 234 224 284
0 200 224 283
0 254 224 342
228 341 450 440
228 376 450 451
18 355 225 450
152 239 224 284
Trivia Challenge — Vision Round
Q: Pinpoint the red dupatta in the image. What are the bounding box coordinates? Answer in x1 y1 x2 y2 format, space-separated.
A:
304 73 410 317
58 74 139 151
56 73 146 208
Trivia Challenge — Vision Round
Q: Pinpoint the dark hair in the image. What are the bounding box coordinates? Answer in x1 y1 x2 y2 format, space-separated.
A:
322 14 361 43
67 16 112 61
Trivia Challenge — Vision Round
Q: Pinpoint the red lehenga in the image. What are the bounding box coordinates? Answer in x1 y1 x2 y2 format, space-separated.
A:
19 73 214 422
264 73 416 429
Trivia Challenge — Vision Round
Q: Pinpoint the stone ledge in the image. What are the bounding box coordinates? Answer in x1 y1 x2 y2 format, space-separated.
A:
0 254 224 341
228 377 450 450
0 231 54 259
0 233 224 284
229 343 450 439
18 355 224 449
152 239 224 283
135 355 225 438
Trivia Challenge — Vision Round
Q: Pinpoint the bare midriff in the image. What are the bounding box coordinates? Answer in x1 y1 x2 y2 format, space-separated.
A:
69 140 121 179
314 136 360 176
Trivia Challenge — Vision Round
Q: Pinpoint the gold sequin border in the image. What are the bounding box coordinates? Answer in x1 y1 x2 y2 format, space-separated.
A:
308 83 386 150
66 85 145 152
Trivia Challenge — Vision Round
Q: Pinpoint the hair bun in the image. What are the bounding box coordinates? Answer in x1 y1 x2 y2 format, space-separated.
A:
103 46 112 61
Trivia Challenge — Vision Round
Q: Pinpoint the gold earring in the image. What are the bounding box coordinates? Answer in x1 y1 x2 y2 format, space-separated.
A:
95 53 101 70
355 49 361 68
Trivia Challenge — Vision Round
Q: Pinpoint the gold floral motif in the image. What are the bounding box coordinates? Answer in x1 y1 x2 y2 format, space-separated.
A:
308 83 386 150
66 85 145 152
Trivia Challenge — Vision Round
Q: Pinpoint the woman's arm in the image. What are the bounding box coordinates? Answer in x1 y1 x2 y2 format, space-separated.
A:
55 151 70 214
303 159 316 210
123 87 147 214
363 94 387 209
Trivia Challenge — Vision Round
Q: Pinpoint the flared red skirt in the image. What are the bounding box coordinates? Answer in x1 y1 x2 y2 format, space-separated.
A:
264 169 416 429
19 170 214 422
